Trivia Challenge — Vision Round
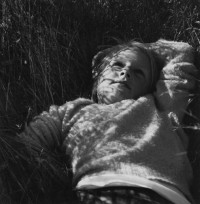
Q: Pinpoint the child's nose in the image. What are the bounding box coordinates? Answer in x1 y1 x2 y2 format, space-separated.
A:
119 69 131 79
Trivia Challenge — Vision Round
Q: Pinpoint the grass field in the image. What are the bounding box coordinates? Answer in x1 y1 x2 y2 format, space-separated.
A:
0 0 200 203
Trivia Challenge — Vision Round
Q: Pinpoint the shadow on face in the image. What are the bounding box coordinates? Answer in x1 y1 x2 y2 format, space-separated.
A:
96 48 152 104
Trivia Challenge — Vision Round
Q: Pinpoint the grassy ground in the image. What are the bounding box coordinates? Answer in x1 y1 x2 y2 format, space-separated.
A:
0 0 200 203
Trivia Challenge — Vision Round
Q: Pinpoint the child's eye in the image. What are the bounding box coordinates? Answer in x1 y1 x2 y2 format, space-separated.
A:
112 61 124 68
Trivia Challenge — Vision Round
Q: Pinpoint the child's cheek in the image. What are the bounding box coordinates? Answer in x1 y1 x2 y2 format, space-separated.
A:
101 69 119 81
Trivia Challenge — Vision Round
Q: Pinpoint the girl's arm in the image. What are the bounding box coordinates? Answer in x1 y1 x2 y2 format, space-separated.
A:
19 98 93 155
148 40 198 122
20 104 65 154
154 61 198 122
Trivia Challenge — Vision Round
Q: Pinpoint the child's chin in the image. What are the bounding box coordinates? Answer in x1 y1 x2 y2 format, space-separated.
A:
102 94 131 104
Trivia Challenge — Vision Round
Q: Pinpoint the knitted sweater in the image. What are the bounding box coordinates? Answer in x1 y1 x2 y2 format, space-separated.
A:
20 40 197 202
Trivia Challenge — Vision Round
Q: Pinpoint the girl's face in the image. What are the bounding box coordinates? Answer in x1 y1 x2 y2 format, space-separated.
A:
96 48 152 104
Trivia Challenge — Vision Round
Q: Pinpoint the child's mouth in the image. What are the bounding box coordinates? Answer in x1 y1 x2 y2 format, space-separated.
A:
112 81 131 90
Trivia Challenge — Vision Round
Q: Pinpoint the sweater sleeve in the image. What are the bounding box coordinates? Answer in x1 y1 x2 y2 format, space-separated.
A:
20 104 65 153
19 98 93 155
154 61 198 122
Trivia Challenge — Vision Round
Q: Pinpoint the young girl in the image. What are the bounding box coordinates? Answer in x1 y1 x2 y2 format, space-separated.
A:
19 40 197 204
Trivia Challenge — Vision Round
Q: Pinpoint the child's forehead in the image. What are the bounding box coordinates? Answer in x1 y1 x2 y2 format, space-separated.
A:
109 47 147 61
